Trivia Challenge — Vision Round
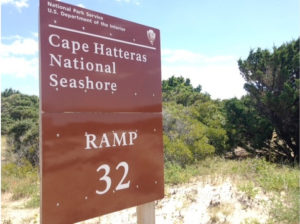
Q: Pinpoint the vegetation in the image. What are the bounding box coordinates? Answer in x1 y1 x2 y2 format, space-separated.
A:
1 88 39 166
163 77 228 167
238 38 299 162
1 90 40 208
224 96 274 152
1 158 39 208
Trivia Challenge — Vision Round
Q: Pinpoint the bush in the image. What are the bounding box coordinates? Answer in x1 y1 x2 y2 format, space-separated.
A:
163 102 226 166
7 120 39 166
1 90 39 166
164 136 194 166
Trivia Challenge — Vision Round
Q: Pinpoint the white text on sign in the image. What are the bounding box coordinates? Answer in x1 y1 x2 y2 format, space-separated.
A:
85 131 138 149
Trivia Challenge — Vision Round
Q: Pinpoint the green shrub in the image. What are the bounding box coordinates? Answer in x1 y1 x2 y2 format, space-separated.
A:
192 137 215 159
164 136 194 166
163 101 226 166
1 91 39 167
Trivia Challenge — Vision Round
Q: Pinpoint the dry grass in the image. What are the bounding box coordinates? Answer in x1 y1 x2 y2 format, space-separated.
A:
208 203 234 224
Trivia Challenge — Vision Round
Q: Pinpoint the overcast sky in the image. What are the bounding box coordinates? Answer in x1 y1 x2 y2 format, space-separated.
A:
1 0 299 99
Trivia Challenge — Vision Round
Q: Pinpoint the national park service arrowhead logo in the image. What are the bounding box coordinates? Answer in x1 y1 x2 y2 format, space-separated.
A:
147 29 156 45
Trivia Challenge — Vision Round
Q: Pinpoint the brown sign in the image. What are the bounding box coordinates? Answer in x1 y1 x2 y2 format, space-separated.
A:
40 0 164 223
41 113 164 223
40 0 162 113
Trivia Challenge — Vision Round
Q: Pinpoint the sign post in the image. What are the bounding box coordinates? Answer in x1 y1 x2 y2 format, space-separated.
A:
137 202 155 224
39 1 164 223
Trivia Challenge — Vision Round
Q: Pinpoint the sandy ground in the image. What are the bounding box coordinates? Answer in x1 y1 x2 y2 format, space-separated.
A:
1 177 271 224
1 193 39 224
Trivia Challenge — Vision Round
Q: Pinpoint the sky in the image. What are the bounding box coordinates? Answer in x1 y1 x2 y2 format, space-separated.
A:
1 0 299 99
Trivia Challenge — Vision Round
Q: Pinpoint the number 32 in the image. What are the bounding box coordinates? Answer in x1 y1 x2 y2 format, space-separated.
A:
96 161 130 195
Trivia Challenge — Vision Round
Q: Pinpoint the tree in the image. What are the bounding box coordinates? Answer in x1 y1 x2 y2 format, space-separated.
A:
1 88 20 97
1 90 39 166
2 91 39 134
162 76 204 106
238 38 299 161
224 96 273 152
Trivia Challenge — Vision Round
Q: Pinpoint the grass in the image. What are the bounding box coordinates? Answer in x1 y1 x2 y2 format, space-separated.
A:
165 156 300 224
268 190 300 224
166 157 299 192
241 218 262 224
1 161 40 206
164 162 200 184
237 181 259 199
208 203 234 224
24 193 40 208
